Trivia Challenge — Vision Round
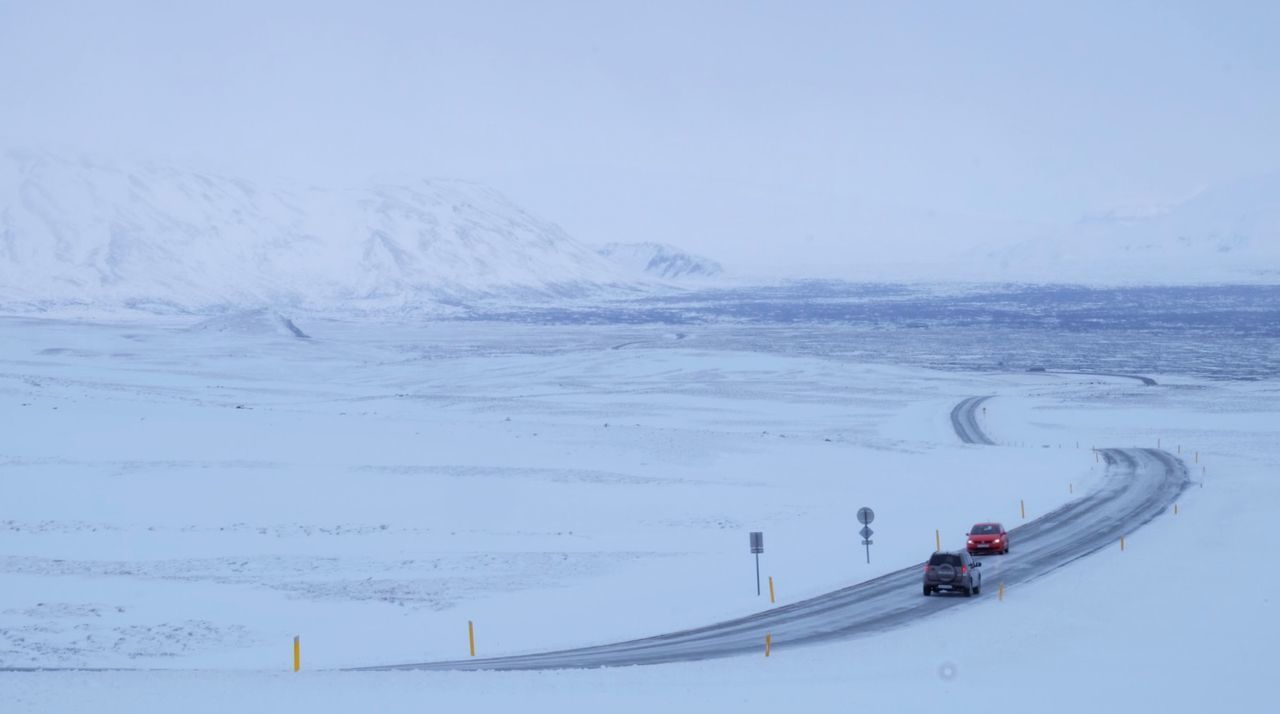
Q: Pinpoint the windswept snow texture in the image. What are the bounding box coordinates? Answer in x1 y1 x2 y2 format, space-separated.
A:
597 242 723 279
0 151 646 311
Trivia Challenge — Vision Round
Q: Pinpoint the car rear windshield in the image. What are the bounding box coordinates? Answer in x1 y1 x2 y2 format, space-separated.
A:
928 553 962 566
971 524 1000 534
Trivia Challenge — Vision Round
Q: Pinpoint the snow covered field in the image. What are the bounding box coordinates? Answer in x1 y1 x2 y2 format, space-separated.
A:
1 313 1276 711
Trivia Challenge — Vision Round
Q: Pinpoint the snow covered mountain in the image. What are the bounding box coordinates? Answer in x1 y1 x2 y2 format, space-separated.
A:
970 173 1280 284
596 242 723 279
2 150 1270 310
0 151 669 312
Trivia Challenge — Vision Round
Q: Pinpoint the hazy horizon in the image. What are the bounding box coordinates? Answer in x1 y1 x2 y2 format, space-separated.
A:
3 0 1278 277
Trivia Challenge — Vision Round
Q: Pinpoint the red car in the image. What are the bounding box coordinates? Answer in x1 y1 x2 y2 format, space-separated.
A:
966 522 1009 555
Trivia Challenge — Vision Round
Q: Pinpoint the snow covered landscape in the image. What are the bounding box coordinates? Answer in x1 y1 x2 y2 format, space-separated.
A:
3 2 1279 711
1 151 1277 714
0 151 731 312
3 150 1278 313
1 308 1277 710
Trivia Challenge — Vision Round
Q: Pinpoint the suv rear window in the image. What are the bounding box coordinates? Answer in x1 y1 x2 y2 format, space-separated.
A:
928 553 962 566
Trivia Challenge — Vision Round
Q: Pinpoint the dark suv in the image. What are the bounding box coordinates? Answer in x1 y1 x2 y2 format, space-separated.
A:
923 551 982 596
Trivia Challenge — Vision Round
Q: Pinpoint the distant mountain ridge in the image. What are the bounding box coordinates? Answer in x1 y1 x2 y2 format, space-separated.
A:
2 151 1272 313
0 151 719 312
972 172 1280 283
596 242 723 279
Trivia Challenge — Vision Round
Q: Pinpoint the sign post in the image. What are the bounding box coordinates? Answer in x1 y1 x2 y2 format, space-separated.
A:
749 531 764 595
857 507 876 564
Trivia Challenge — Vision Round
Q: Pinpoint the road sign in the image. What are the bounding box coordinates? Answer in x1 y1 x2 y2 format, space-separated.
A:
857 507 875 525
859 525 874 539
861 539 873 545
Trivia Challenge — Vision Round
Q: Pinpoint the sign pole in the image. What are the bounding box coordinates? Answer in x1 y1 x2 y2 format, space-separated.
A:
749 531 765 595
857 507 876 565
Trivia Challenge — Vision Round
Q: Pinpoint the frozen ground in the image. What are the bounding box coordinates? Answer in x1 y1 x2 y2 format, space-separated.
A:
0 313 1276 711
470 282 1280 379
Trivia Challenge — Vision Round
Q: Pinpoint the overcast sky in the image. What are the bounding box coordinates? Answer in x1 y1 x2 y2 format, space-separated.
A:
2 0 1277 275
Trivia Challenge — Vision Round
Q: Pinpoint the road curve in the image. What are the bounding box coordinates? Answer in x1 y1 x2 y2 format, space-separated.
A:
950 395 996 445
356 402 1187 672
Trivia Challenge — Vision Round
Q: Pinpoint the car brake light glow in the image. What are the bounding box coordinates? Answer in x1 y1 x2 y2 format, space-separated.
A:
960 566 968 574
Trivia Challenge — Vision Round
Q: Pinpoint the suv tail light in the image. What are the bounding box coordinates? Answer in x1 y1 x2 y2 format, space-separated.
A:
923 565 932 573
960 566 969 574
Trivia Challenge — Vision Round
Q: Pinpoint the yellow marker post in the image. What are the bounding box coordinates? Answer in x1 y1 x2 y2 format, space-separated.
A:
1195 451 1199 463
998 583 1005 601
1094 450 1099 463
1158 438 1161 449
293 635 300 672
1120 536 1126 551
1174 503 1179 515
468 620 476 657
768 576 776 604
1020 500 1026 519
1069 482 1073 494
935 529 941 552
765 634 772 657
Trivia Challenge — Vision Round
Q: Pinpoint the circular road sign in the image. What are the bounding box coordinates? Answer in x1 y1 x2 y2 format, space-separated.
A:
857 507 875 525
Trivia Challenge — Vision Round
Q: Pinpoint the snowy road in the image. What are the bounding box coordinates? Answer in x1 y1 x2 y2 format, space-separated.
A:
358 398 1189 671
950 395 996 445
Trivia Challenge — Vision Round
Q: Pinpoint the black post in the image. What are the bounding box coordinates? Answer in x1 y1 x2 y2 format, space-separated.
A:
865 541 871 564
749 531 764 595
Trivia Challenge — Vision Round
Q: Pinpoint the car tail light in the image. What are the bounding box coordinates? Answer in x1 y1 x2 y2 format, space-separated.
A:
960 566 969 574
